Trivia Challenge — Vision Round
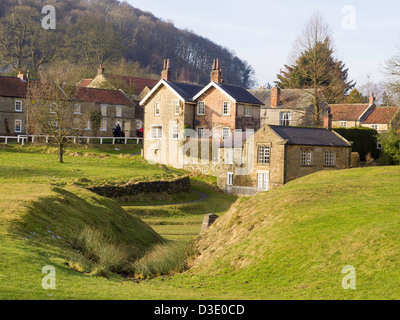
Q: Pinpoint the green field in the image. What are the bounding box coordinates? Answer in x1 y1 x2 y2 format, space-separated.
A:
1 143 400 299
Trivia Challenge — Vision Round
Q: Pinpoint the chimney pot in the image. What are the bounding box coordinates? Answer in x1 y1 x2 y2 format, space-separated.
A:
210 59 223 83
369 92 376 105
17 71 26 81
323 107 333 130
98 64 105 75
161 58 172 81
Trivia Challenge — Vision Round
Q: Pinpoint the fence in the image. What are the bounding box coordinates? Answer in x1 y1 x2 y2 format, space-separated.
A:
0 135 143 145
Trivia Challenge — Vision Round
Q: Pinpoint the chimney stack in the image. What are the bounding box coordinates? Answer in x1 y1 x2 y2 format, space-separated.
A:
323 107 333 130
369 92 376 106
210 59 223 84
161 59 172 81
270 85 281 108
17 71 26 81
98 64 105 75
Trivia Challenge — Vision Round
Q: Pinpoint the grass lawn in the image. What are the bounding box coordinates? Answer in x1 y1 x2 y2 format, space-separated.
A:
2 144 400 300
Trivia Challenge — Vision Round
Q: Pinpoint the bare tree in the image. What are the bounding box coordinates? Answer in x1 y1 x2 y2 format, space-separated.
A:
277 12 355 126
26 80 92 163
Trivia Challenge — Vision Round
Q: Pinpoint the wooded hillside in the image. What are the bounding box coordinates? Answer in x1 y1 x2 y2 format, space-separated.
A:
0 0 256 88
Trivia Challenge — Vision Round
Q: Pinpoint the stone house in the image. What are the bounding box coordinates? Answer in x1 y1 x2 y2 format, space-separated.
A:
77 65 158 131
217 124 352 195
249 86 324 127
140 59 263 168
360 106 399 132
70 87 135 137
0 73 29 136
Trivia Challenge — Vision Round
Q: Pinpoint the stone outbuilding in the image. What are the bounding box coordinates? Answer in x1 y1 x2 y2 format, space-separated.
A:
217 125 352 195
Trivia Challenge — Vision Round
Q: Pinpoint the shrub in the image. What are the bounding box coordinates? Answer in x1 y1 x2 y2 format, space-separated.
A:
333 127 379 161
378 129 400 165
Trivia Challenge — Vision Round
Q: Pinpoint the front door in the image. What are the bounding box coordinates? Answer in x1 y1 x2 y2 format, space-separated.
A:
257 171 269 191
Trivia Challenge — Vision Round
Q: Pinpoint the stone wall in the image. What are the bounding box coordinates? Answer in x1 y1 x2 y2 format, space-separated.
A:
87 176 190 198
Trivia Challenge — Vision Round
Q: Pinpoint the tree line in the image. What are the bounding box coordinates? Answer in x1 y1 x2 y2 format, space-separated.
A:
0 0 256 88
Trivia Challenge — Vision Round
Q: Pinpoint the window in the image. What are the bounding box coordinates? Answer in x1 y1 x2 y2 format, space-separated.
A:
116 106 122 117
280 112 291 126
324 150 336 167
371 124 378 130
223 101 230 115
227 148 234 164
197 101 205 115
227 172 234 186
258 145 270 164
15 120 22 133
174 100 180 115
244 105 252 117
151 126 162 139
197 127 204 138
377 142 383 150
301 150 312 166
84 120 91 130
172 125 179 140
15 100 22 112
50 103 56 114
73 104 81 114
101 104 107 116
222 127 230 140
155 102 160 116
340 121 347 128
101 119 107 131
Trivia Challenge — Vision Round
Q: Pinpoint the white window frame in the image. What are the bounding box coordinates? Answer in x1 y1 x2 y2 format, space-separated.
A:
371 124 378 130
154 102 160 116
84 120 91 131
222 127 230 140
324 150 336 167
197 126 204 138
116 106 122 118
258 145 270 164
15 119 22 133
301 150 313 166
15 100 22 112
197 101 205 115
101 104 107 116
50 103 56 114
100 119 107 132
73 104 81 115
280 112 291 126
151 126 162 139
244 105 252 117
223 101 231 116
174 100 180 115
340 121 347 128
172 125 179 140
227 172 234 186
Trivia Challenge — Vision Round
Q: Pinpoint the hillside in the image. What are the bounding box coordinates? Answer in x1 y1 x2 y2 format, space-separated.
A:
190 166 400 299
0 0 255 87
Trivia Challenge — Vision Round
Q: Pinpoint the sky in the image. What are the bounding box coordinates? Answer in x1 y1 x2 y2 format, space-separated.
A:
127 0 400 88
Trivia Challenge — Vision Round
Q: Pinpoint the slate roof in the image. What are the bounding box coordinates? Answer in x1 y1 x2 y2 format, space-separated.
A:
217 83 263 105
362 107 399 124
71 87 133 105
0 76 28 98
168 81 203 102
248 88 313 109
329 104 370 121
269 125 351 147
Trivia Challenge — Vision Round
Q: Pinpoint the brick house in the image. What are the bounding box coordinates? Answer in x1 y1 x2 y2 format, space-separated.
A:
0 73 29 136
140 59 263 167
70 87 135 137
192 59 263 140
217 125 352 195
249 86 324 127
329 93 399 132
